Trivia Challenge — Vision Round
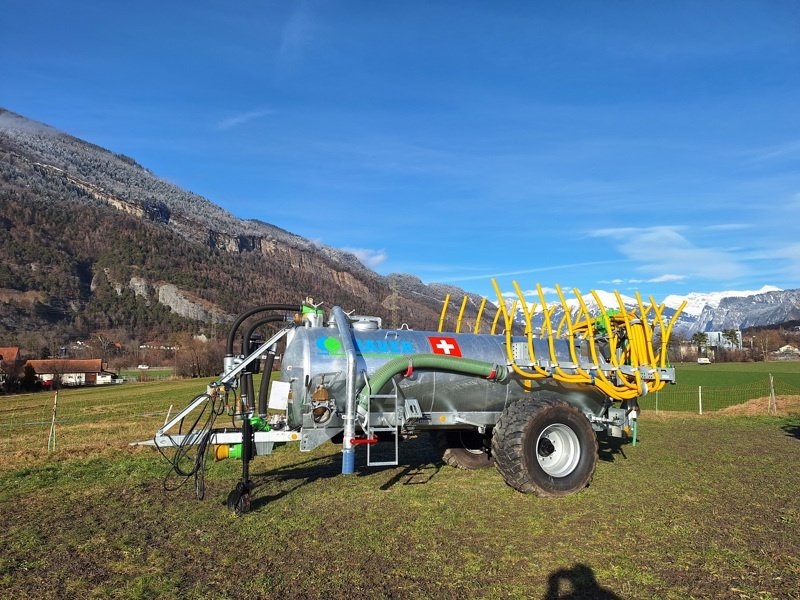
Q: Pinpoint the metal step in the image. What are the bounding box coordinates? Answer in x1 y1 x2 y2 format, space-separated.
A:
365 393 400 467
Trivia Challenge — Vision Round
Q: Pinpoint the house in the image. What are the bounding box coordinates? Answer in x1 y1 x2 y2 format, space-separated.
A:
0 346 21 365
25 358 118 387
776 344 800 356
0 346 23 384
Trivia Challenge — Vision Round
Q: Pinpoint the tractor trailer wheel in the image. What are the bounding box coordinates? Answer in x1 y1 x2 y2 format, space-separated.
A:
492 394 598 497
432 429 494 469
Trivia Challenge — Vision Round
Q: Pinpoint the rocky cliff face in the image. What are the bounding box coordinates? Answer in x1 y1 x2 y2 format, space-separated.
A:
695 289 800 332
0 108 480 338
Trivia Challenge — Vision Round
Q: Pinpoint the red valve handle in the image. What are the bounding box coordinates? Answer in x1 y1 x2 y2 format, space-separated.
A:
350 436 378 445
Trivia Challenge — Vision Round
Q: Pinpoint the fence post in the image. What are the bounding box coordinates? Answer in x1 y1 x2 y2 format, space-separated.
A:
769 373 777 415
47 390 58 452
698 385 703 415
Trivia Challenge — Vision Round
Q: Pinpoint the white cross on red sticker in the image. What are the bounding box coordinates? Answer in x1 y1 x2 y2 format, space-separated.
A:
428 336 462 357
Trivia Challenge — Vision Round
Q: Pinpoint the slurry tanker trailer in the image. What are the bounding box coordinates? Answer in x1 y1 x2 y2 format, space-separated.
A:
153 280 685 514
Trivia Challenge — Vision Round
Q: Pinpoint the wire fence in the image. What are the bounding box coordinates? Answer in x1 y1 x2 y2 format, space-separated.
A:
0 379 204 452
1 374 797 453
650 374 800 414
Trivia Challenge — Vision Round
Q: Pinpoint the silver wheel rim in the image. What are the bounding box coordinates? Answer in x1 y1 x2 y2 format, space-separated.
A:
536 424 580 477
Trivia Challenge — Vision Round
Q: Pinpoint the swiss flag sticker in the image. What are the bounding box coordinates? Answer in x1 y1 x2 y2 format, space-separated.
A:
428 336 462 357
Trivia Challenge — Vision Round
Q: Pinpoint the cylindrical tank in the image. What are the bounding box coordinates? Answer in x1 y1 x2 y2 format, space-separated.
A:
280 323 609 428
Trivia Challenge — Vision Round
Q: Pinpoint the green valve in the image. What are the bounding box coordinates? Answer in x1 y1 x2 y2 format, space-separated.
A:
249 416 270 432
593 309 620 336
228 444 243 459
302 304 324 315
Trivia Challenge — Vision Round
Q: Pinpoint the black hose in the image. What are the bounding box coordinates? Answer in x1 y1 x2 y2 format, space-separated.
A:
241 315 290 359
258 348 277 418
226 304 301 355
157 392 226 498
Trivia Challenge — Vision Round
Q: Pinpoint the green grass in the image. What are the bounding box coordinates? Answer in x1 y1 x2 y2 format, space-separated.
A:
647 361 800 413
672 360 800 387
1 379 799 598
120 368 176 380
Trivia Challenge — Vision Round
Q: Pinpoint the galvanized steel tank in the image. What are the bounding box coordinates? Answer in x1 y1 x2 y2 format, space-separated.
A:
280 322 609 428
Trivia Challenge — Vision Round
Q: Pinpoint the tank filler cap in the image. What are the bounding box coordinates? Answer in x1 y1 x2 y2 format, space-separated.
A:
353 319 379 331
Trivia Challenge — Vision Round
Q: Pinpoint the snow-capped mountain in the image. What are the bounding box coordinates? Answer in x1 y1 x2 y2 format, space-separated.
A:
510 286 799 336
693 288 800 332
662 285 783 317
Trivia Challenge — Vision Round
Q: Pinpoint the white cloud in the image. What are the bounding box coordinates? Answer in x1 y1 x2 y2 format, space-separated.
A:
442 259 627 282
592 227 746 280
342 247 387 268
769 243 800 279
500 287 557 300
748 140 800 163
217 109 272 130
627 274 687 284
278 2 316 70
647 273 686 283
704 224 752 232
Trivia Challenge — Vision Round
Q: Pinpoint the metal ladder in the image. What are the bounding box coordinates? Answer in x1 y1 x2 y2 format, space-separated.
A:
363 392 423 467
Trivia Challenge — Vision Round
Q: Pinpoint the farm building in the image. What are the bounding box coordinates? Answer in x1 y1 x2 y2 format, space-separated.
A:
775 344 800 357
0 346 23 385
0 346 21 365
25 359 118 387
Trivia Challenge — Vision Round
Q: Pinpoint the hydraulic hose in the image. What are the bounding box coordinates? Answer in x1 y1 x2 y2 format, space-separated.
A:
356 353 508 413
239 314 295 416
226 304 301 356
242 315 291 357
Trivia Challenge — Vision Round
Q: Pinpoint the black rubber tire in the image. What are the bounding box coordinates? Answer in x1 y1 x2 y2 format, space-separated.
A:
432 429 494 469
492 394 598 497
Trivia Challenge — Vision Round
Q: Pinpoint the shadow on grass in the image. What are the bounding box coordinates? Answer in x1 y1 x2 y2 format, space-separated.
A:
597 435 628 463
782 423 800 440
247 436 443 511
543 563 623 599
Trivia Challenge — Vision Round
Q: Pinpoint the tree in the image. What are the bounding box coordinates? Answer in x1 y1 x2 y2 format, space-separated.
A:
20 364 39 391
752 330 781 362
0 357 23 394
667 333 686 363
722 329 740 348
691 332 708 355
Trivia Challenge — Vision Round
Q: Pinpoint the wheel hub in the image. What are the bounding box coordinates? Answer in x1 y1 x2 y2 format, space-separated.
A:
536 424 580 477
537 437 555 457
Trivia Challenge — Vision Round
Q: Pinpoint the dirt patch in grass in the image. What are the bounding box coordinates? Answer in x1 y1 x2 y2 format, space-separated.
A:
717 394 800 416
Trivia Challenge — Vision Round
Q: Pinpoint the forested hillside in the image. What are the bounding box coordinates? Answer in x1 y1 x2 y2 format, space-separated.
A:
0 109 488 352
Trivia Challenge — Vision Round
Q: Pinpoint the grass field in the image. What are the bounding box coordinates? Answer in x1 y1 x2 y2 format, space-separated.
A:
1 372 799 598
648 361 800 414
119 367 176 382
672 361 800 387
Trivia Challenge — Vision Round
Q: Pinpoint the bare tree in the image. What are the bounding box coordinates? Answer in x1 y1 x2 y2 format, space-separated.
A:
752 330 781 361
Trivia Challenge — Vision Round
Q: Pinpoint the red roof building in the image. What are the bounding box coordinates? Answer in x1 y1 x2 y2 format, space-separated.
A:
25 358 116 386
0 346 21 365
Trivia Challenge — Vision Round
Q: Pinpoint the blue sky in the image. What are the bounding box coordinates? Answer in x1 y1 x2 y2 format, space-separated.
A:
3 1 799 300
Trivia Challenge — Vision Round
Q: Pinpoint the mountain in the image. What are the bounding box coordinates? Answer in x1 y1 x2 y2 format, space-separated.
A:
510 286 800 338
694 289 800 332
0 109 490 347
2 108 796 349
663 286 783 317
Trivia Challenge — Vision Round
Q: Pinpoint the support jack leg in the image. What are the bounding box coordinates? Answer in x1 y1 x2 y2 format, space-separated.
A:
227 413 253 515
